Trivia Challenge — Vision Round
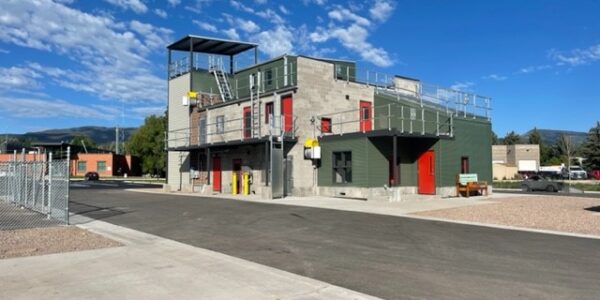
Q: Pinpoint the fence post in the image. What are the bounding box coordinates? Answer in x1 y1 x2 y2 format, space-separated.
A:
436 111 440 136
47 152 53 219
65 146 70 225
401 106 405 133
450 113 454 137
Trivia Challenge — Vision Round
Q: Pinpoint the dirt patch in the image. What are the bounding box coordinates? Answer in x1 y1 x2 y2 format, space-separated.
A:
0 226 122 259
413 195 600 236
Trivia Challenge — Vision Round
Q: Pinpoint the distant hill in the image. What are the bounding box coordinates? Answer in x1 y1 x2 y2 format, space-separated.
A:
522 128 588 146
1 126 137 145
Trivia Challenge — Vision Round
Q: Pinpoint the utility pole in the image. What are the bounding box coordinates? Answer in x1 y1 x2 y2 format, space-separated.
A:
115 126 120 155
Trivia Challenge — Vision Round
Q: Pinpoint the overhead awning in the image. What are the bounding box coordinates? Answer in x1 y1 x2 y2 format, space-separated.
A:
167 35 258 56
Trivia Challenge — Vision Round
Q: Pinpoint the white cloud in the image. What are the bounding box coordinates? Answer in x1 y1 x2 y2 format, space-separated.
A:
154 8 167 18
0 48 9 54
193 21 218 33
483 74 507 81
223 28 240 40
104 0 148 14
168 0 181 6
255 0 267 4
0 0 171 103
518 64 552 74
230 0 254 13
549 44 600 66
131 106 165 117
0 66 41 90
310 24 393 67
303 0 327 5
255 9 285 25
185 0 216 13
369 0 395 22
328 7 370 27
252 26 294 57
279 5 290 15
451 81 475 91
0 97 117 120
236 19 260 33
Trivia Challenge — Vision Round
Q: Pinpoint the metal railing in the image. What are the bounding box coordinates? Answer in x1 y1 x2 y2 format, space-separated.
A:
170 56 297 106
333 65 492 120
313 103 453 137
0 151 70 229
167 114 298 149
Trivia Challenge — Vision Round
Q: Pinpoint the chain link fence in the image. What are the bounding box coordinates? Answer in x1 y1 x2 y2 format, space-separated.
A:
0 153 70 230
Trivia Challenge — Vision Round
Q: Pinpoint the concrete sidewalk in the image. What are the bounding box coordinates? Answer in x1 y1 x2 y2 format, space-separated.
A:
0 218 378 300
130 188 530 217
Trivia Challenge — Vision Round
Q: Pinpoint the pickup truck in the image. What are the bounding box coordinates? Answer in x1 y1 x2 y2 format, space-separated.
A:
566 166 587 179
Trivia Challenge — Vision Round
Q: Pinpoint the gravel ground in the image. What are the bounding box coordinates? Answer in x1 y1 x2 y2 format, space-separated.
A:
413 195 600 236
0 226 122 259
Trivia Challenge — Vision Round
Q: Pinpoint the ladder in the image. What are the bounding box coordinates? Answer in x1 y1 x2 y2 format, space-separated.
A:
209 56 233 102
250 72 261 138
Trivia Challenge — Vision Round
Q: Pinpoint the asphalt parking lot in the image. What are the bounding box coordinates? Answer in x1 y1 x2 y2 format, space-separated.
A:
71 182 600 300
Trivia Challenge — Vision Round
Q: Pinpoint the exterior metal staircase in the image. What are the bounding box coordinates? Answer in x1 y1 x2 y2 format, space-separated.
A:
250 72 261 137
208 56 233 102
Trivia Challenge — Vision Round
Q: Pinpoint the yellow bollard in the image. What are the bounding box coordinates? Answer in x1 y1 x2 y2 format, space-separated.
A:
243 172 249 195
232 172 238 195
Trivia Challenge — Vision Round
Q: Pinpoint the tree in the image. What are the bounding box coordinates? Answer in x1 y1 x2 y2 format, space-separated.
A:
528 127 542 145
71 135 97 150
503 131 520 145
491 131 499 145
581 121 600 170
125 115 166 176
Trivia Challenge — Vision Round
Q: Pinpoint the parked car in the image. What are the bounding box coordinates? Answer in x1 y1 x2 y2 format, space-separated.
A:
565 166 587 179
589 170 600 180
521 175 562 192
84 172 99 181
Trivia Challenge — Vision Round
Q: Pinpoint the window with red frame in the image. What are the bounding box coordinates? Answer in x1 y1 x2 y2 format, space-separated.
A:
265 102 274 124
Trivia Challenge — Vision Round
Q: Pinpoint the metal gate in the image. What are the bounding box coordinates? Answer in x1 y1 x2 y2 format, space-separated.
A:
0 153 70 229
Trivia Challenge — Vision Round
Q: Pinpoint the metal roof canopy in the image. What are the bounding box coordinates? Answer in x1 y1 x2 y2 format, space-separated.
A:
167 35 258 56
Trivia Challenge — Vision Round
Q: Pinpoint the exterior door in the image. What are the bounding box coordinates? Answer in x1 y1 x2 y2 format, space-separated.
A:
418 150 435 194
212 156 221 192
359 101 372 132
281 95 293 134
243 106 251 139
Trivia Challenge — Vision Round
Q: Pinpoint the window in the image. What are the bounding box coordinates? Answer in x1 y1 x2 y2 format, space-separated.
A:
461 156 469 174
265 102 274 124
216 115 224 134
321 118 332 133
97 161 107 172
77 161 86 173
266 70 273 86
333 151 352 184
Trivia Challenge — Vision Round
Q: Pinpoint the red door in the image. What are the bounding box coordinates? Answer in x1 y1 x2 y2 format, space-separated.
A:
243 106 251 139
418 150 435 194
359 101 372 132
281 95 293 133
212 156 221 192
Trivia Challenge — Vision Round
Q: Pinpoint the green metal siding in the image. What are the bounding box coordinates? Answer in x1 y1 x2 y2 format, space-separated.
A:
434 118 493 186
233 56 297 99
191 70 221 95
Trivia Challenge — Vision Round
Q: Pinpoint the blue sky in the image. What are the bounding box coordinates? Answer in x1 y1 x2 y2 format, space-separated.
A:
0 0 599 137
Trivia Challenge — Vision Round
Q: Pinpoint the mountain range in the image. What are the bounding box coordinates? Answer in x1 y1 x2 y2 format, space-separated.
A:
521 128 588 145
1 126 137 146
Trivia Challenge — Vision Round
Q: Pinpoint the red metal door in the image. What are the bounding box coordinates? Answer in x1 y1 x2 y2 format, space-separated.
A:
281 95 293 133
243 106 251 139
212 156 221 192
418 150 435 194
359 101 372 132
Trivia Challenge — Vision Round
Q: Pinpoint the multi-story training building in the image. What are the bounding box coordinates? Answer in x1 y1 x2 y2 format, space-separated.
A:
165 35 493 200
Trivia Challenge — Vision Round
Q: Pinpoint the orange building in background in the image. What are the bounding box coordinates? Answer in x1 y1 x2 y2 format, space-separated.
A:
71 153 140 177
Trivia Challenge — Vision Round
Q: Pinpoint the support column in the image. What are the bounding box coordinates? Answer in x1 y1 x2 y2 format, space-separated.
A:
230 55 234 74
392 135 398 186
189 38 194 88
265 141 269 186
206 148 211 185
254 47 258 64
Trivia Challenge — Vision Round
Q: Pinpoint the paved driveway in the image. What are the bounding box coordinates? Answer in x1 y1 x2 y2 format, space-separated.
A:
71 183 600 300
